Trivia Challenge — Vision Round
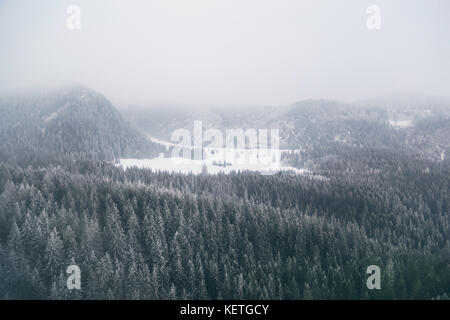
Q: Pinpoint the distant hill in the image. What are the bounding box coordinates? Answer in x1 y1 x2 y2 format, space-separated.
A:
123 97 450 161
0 86 164 165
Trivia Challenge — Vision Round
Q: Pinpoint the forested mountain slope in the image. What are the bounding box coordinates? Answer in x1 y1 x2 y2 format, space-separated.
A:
0 157 448 299
0 87 448 300
0 87 164 166
125 98 450 160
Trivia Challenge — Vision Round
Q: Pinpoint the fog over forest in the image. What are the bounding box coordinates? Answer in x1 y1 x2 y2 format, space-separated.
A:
0 0 449 303
0 0 449 107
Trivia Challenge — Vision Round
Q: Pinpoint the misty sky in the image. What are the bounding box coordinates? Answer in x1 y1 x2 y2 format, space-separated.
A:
0 0 449 107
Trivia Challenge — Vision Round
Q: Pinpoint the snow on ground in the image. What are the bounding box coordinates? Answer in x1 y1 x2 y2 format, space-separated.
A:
122 135 309 175
118 152 309 175
147 135 303 154
43 103 69 123
146 135 174 150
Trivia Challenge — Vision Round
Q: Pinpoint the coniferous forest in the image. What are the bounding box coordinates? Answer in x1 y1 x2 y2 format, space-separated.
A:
0 87 449 300
1 0 450 305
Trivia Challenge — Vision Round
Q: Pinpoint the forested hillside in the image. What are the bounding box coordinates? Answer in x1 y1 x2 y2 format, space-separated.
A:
0 87 164 166
0 88 448 300
0 154 448 299
127 98 450 160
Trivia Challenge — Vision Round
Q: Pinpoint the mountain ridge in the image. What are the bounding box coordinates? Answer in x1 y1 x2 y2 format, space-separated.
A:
0 86 164 165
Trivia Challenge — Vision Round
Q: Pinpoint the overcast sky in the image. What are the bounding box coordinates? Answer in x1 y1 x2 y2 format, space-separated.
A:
0 0 449 107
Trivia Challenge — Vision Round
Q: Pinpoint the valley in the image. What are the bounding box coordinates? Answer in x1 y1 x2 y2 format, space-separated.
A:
0 86 448 300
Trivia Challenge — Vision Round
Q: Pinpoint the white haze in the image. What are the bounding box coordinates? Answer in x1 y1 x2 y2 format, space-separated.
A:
0 0 449 107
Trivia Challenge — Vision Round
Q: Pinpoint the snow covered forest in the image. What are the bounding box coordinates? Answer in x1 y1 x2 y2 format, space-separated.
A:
0 87 448 299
